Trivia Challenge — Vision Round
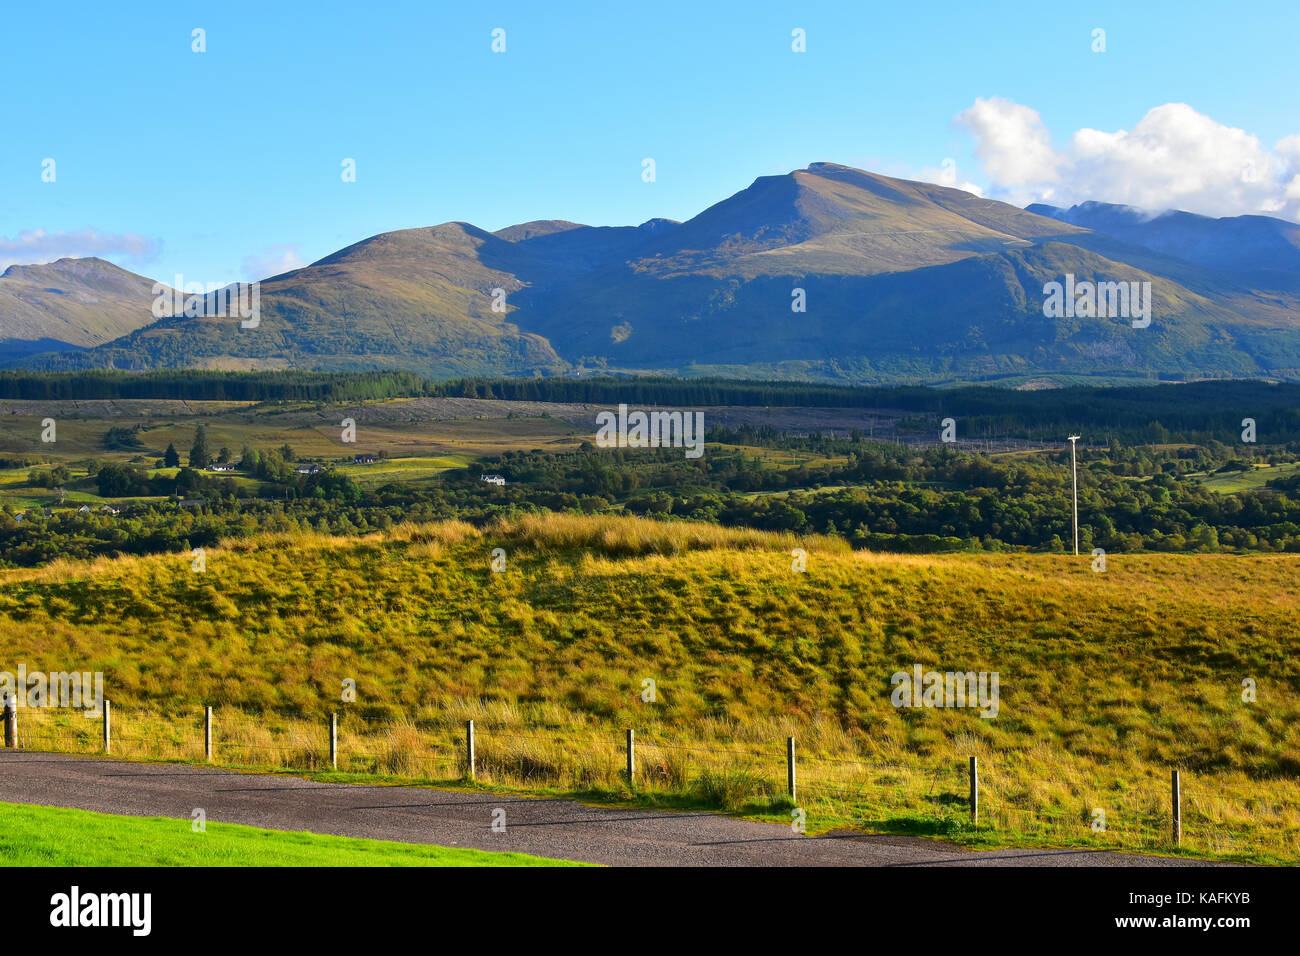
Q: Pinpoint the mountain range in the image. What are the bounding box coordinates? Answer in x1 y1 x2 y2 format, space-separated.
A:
6 162 1300 385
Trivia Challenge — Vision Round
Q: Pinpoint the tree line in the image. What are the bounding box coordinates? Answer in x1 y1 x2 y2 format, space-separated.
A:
9 433 1300 567
4 371 1300 443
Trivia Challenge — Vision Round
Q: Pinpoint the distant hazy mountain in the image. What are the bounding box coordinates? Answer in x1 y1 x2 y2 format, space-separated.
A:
13 164 1300 384
0 258 166 360
1026 200 1300 276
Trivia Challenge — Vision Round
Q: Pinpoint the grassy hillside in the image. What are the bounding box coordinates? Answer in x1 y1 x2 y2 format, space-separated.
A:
527 240 1275 377
0 802 581 866
0 258 166 353
35 226 565 379
2 514 1297 861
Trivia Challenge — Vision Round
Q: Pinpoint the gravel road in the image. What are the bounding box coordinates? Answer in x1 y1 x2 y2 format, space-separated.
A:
0 751 1214 867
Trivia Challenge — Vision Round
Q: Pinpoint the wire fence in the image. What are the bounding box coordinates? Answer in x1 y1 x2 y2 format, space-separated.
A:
3 701 1293 862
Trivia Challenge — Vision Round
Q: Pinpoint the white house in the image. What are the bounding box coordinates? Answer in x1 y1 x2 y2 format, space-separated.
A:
480 473 506 486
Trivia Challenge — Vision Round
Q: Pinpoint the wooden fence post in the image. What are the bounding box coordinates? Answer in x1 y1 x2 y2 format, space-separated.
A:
204 706 213 762
329 712 338 770
1171 769 1181 846
465 719 475 780
969 756 978 825
625 728 635 784
3 695 15 748
103 699 111 754
787 736 797 802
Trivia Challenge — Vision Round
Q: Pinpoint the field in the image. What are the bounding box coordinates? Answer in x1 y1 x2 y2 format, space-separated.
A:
3 513 1298 863
0 397 593 463
1189 460 1300 493
0 801 581 866
0 397 588 516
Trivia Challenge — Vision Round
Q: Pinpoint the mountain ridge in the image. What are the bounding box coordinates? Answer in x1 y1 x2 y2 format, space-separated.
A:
9 164 1300 384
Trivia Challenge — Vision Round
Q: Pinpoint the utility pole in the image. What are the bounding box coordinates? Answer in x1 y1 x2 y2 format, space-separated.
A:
1068 436 1081 556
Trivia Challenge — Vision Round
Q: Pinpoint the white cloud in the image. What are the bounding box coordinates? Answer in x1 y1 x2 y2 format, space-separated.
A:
955 98 1300 222
0 228 160 270
913 159 984 197
955 97 1060 187
1275 134 1300 201
242 244 306 281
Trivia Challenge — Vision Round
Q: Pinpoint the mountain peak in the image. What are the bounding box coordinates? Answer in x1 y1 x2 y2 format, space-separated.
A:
2 256 118 280
803 161 857 174
494 220 588 242
637 218 679 233
0 257 165 351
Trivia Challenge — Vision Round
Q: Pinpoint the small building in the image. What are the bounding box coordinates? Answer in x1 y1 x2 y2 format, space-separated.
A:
178 498 205 508
78 505 93 513
296 464 324 475
101 505 121 515
353 454 378 464
210 461 238 473
480 473 506 486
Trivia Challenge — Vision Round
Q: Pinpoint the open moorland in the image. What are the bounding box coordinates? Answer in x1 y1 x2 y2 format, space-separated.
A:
3 514 1297 863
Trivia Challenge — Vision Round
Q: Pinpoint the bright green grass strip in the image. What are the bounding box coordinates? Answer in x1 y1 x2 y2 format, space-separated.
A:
0 802 589 867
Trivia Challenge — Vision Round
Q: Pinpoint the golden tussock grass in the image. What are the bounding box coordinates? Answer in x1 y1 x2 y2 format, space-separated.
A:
2 514 1297 862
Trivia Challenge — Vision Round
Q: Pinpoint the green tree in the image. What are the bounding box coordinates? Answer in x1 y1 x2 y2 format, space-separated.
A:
164 443 180 468
189 425 209 468
1191 522 1220 552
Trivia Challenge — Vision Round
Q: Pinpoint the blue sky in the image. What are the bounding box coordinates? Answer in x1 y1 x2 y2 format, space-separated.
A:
3 0 1298 284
